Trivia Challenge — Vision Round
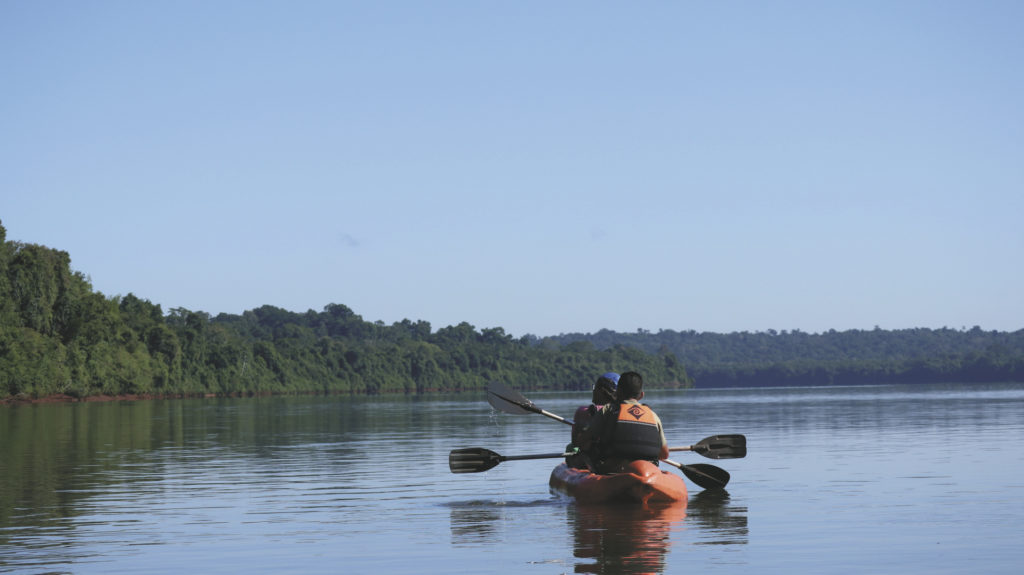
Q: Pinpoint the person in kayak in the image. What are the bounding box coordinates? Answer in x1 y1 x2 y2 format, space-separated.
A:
565 372 619 469
579 371 670 474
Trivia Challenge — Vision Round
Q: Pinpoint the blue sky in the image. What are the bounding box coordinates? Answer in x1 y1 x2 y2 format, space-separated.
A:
3 1 1022 337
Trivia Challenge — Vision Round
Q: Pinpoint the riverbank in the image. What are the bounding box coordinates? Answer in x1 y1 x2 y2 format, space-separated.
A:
2 392 235 406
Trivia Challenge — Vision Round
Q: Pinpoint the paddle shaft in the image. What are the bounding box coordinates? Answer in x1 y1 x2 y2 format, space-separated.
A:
534 408 572 425
449 447 573 473
502 452 569 462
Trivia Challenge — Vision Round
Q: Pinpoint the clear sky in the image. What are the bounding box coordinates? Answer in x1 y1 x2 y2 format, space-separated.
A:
3 1 1022 337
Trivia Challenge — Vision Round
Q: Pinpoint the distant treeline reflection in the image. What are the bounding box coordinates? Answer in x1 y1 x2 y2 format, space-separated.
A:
1 221 1022 401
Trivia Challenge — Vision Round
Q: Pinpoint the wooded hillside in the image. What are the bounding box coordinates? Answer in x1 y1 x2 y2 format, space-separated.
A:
0 223 689 400
3 221 1021 400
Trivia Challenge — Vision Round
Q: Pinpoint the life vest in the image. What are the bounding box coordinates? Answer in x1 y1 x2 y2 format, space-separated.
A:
603 402 663 460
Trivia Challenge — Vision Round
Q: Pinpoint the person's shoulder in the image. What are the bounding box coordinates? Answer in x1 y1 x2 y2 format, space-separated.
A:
576 404 601 420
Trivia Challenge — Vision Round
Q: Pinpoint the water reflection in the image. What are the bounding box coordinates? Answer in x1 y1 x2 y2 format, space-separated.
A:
6 384 1018 574
447 490 748 574
447 498 559 546
686 490 748 545
448 502 504 545
568 501 687 574
567 491 748 573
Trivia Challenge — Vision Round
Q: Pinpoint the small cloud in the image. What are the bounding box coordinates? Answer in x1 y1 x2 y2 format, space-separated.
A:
339 232 361 248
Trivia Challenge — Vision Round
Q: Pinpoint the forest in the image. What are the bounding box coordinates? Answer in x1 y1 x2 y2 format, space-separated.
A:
2 221 1022 401
546 325 1024 387
0 223 688 400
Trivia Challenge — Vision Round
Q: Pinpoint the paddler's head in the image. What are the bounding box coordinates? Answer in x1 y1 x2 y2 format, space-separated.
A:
614 372 644 402
592 372 619 405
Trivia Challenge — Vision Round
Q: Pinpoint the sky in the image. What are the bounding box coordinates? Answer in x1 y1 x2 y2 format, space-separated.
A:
2 1 1022 337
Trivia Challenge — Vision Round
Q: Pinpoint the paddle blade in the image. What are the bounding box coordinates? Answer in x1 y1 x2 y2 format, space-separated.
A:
486 381 537 415
694 434 747 459
680 463 731 490
449 447 502 474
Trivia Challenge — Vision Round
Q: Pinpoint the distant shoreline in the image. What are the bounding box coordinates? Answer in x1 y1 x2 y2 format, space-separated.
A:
0 388 468 406
1 392 243 406
7 379 1021 407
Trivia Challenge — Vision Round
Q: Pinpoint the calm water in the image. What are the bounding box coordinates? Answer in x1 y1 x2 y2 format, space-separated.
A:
2 383 1023 574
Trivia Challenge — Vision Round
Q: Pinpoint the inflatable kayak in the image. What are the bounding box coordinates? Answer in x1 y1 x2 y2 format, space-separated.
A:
549 460 688 504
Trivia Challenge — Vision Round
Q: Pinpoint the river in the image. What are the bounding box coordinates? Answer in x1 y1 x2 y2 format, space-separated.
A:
2 383 1022 574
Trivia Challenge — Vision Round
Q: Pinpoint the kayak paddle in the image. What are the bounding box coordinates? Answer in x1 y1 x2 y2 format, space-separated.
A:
449 447 731 491
486 381 572 424
449 447 570 474
662 460 730 490
668 434 746 459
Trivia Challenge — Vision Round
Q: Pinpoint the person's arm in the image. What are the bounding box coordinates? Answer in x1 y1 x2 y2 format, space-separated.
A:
570 405 591 445
656 416 670 460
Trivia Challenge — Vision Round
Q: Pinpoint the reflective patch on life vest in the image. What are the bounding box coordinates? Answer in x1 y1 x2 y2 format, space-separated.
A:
617 404 657 425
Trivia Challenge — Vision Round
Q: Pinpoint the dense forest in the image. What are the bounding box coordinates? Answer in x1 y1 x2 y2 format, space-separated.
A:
0 223 689 401
547 326 1024 387
2 221 1022 401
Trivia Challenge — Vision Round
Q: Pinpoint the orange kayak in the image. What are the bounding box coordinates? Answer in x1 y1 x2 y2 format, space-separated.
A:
549 460 688 504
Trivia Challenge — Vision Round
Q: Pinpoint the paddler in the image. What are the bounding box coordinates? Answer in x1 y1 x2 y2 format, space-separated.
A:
578 371 670 474
565 372 619 469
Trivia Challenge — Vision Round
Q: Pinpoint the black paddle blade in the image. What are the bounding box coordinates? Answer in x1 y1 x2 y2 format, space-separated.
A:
681 463 731 490
449 447 502 474
486 381 536 415
694 434 747 459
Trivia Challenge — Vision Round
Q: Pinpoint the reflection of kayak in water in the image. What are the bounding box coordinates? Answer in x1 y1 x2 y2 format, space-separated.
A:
549 461 688 504
569 497 687 574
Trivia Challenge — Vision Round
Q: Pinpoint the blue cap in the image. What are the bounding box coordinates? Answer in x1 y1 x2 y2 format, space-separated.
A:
600 372 620 387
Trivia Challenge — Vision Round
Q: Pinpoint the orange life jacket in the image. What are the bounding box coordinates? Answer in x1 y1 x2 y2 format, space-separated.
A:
603 402 663 460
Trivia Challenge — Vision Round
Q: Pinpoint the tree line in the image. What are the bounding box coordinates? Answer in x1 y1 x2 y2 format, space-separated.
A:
4 220 1022 400
544 326 1024 387
0 223 689 400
